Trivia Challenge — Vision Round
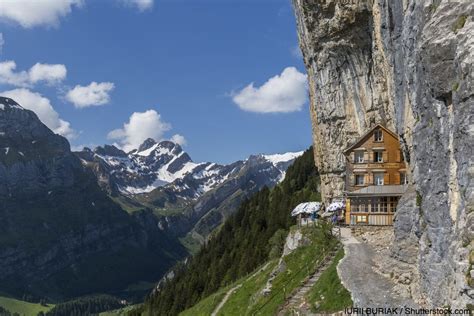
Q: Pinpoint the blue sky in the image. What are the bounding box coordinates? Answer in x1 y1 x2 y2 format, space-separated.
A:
0 0 312 163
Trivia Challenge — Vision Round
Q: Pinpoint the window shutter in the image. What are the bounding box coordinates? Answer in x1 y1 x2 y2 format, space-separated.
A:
382 151 388 162
396 150 401 162
349 174 355 186
394 172 400 184
384 173 390 185
369 173 373 184
368 151 373 162
350 152 355 163
363 151 368 162
364 173 369 184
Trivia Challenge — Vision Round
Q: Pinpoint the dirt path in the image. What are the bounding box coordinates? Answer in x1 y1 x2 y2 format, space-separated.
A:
212 261 271 316
211 284 242 316
337 227 418 310
278 250 338 316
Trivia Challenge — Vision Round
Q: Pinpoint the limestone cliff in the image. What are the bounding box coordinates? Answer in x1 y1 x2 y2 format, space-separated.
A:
293 0 473 308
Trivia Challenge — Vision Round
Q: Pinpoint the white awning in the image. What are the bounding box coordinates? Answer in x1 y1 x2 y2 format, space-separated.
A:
326 200 345 212
291 202 322 217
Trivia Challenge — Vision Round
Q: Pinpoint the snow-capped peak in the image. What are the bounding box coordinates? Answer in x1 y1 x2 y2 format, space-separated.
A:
263 151 304 165
137 138 157 153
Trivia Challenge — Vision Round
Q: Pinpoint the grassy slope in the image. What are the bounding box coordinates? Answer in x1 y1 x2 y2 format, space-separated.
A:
178 287 228 316
306 248 353 313
245 226 337 316
100 305 139 316
182 225 339 316
179 261 276 316
0 296 54 316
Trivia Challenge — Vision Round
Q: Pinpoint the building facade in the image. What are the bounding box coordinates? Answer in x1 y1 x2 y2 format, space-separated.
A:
344 125 407 225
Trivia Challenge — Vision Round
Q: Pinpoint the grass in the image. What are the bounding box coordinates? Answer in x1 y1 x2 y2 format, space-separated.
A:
213 225 338 316
0 296 54 316
99 305 139 316
179 232 205 255
306 248 353 313
179 225 340 316
216 261 277 316
179 287 229 316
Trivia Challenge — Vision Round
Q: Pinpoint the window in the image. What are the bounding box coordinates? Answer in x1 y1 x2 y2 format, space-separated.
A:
356 215 367 223
374 151 383 163
400 172 408 185
355 174 365 185
371 197 388 212
374 173 384 185
389 197 399 213
355 151 364 163
374 129 383 142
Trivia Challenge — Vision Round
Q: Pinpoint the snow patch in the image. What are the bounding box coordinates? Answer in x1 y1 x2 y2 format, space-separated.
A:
136 143 159 156
263 151 304 165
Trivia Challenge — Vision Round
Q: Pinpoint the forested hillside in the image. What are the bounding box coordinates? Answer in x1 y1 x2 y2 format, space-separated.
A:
139 147 320 315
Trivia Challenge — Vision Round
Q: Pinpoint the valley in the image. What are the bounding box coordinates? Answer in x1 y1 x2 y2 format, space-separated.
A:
0 96 304 314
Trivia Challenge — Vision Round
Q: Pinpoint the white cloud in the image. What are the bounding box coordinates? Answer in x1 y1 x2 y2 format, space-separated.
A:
29 63 67 84
0 60 67 87
231 67 308 113
65 81 115 108
1 88 75 139
0 0 82 28
170 134 187 146
108 109 171 152
119 0 153 11
0 33 4 55
0 61 29 86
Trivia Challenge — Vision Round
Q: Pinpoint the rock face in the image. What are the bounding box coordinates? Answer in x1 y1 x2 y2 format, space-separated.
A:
0 97 186 300
293 0 473 308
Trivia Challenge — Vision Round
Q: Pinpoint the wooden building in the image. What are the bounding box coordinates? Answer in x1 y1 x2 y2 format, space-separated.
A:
343 125 408 225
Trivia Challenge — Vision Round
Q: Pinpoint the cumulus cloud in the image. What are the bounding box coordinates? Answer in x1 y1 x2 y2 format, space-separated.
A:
0 61 29 86
29 63 67 84
0 60 67 87
1 88 75 139
108 110 171 152
65 81 115 108
119 0 153 11
0 0 82 28
231 67 308 113
170 134 187 146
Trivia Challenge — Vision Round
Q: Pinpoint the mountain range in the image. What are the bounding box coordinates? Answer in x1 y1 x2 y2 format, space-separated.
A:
76 137 303 250
0 95 303 301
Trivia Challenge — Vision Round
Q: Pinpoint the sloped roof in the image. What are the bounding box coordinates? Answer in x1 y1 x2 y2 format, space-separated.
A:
291 202 321 216
343 124 399 155
347 185 407 197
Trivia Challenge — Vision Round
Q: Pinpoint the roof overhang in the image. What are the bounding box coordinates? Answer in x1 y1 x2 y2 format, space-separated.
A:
347 185 407 197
